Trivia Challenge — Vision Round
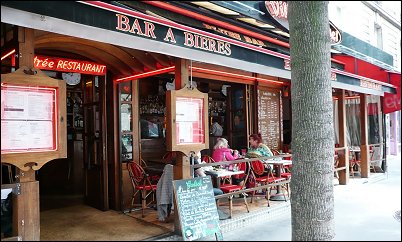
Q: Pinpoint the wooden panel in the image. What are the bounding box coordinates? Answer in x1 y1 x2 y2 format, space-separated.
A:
35 34 144 73
18 27 34 69
140 138 166 161
12 181 40 241
121 47 156 71
148 52 172 67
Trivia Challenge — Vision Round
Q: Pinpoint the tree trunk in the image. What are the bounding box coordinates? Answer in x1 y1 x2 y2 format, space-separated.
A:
288 1 335 241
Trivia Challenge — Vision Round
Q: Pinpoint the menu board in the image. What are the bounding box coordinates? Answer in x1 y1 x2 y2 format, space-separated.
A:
175 97 205 144
257 88 281 150
173 176 222 241
1 85 57 153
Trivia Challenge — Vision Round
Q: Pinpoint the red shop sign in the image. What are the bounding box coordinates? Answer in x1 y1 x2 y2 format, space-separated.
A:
34 55 106 75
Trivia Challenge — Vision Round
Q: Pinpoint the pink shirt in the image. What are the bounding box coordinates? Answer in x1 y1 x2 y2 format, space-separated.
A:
212 148 239 162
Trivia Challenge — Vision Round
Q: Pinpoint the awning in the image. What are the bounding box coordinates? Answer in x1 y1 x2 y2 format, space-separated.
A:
384 72 401 114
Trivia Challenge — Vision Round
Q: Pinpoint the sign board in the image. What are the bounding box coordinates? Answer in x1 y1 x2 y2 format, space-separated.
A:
172 176 222 241
257 87 282 150
166 85 209 154
1 67 67 171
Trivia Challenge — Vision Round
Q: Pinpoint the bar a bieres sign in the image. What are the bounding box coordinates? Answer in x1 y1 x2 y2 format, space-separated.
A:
264 1 342 45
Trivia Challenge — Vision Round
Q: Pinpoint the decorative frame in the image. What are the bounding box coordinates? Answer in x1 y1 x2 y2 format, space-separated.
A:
166 84 209 155
1 67 67 171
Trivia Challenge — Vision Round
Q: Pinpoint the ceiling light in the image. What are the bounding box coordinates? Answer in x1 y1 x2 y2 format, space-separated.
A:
191 2 240 15
272 30 290 37
237 18 275 28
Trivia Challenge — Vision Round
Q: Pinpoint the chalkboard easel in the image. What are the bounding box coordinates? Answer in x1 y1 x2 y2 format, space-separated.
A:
172 176 223 241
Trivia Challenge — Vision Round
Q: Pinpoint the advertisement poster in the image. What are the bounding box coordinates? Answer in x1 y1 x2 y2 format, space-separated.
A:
1 85 57 153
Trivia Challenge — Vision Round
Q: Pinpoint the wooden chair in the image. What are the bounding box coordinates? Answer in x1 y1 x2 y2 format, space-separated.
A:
219 161 250 218
127 161 157 217
162 151 177 164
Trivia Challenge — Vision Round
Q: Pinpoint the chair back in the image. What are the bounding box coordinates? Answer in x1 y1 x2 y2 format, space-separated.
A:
162 151 177 164
251 160 265 176
233 161 248 180
127 161 145 185
271 149 280 156
201 155 216 163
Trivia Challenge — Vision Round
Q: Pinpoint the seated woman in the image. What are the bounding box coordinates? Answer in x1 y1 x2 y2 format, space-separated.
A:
211 138 243 186
211 137 239 164
246 133 273 158
246 133 274 174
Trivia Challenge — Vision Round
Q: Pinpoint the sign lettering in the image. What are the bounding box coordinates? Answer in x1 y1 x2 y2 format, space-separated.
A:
360 79 381 90
264 1 342 45
116 14 232 57
266 1 288 19
34 56 106 75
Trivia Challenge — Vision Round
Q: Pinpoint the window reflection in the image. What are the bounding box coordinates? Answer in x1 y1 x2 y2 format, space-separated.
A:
121 104 132 132
121 134 133 162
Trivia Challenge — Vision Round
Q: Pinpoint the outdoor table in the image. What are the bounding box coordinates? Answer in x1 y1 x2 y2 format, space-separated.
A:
204 169 245 188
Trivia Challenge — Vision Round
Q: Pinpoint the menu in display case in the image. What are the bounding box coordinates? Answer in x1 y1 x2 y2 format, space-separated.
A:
257 88 281 150
1 85 57 153
166 85 209 154
175 97 204 144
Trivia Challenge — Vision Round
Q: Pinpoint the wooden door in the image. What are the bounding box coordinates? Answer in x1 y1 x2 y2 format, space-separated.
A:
83 75 108 210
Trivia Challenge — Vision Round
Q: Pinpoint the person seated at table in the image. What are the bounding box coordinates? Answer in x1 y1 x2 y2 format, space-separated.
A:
212 137 240 164
246 133 274 174
246 133 273 158
193 151 223 197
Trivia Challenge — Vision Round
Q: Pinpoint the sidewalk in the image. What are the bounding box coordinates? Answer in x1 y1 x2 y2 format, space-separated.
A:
221 154 401 241
155 155 401 241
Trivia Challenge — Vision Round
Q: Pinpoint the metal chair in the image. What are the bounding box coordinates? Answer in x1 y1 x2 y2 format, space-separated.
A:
219 161 250 218
248 160 287 205
127 161 157 217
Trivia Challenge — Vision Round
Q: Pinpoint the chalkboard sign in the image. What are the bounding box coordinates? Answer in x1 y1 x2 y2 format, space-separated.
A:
173 176 222 241
257 88 281 150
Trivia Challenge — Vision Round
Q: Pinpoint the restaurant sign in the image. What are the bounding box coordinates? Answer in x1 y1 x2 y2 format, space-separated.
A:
263 1 342 45
34 55 107 75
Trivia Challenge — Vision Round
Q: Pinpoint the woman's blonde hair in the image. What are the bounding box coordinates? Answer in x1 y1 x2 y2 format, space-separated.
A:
213 137 229 150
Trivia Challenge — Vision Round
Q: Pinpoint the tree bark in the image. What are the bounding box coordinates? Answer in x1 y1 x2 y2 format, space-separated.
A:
288 1 335 241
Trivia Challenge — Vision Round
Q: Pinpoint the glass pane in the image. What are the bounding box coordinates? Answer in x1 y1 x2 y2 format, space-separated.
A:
120 81 132 102
84 78 94 102
175 97 205 144
121 103 132 132
121 134 133 162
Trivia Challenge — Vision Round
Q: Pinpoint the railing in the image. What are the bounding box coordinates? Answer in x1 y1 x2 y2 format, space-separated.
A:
334 147 347 173
191 154 292 204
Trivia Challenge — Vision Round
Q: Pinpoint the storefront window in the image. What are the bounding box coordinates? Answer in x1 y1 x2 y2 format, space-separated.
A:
119 81 133 162
345 97 361 146
121 134 133 161
121 104 132 132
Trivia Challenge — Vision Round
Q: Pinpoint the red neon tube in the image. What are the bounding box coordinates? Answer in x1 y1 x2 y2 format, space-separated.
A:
143 1 289 49
115 66 175 83
1 49 16 61
142 1 345 66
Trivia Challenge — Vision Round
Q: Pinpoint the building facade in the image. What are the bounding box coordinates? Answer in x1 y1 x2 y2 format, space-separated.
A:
329 1 401 156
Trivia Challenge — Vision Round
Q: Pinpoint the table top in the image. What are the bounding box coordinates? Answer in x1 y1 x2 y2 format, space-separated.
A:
204 169 244 177
264 160 292 165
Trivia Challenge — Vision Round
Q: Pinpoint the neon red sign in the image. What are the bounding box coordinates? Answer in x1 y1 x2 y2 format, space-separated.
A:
34 55 106 75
